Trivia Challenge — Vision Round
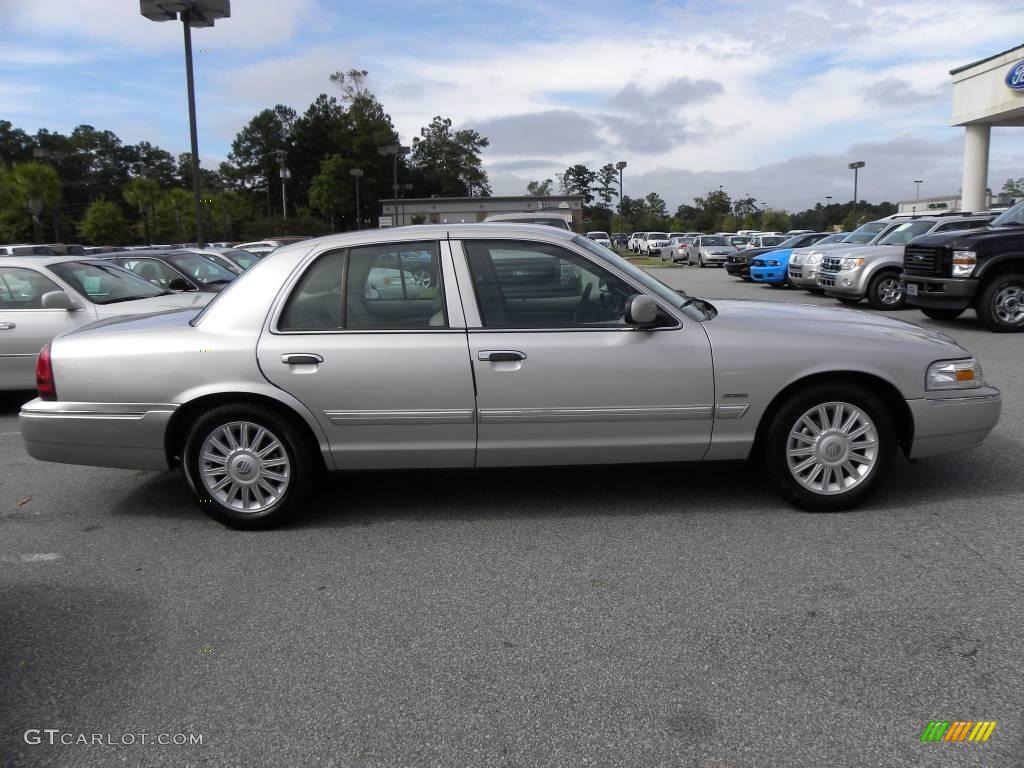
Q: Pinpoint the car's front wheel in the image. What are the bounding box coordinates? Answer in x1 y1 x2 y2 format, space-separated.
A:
866 270 905 310
977 273 1024 332
763 384 896 512
183 405 318 529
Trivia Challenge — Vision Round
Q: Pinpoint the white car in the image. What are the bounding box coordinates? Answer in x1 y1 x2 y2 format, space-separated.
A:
628 232 647 253
0 256 211 390
641 232 671 256
586 231 612 248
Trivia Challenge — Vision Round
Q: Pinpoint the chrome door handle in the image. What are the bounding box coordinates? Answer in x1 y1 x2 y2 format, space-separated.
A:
0 322 15 330
478 350 527 362
281 353 323 365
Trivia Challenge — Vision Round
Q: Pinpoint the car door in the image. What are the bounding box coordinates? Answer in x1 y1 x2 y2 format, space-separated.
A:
256 239 477 470
0 265 96 389
453 237 715 467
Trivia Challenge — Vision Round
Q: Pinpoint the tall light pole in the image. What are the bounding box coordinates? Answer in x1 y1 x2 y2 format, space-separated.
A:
399 182 413 226
350 168 364 230
848 160 865 225
377 143 409 208
276 150 289 220
140 1 231 246
914 179 923 200
616 160 627 233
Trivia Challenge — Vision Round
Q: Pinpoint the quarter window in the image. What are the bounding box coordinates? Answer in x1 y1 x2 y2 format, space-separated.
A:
0 267 62 309
464 240 640 329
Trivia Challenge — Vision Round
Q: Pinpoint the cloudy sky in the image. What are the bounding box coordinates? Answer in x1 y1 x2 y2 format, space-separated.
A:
2 0 1023 211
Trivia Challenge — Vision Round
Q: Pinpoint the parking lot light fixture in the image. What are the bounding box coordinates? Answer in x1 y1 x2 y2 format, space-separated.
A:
848 161 865 224
139 1 232 247
616 161 627 232
914 179 923 200
350 168 364 230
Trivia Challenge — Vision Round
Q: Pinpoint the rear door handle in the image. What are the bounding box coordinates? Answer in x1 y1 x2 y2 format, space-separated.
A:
0 322 15 330
478 350 527 362
281 353 324 365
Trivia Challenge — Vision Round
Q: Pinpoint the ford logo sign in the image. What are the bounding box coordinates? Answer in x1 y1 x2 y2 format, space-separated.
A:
1007 60 1024 91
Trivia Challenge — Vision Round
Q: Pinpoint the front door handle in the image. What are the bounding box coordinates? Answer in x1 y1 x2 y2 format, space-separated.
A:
0 322 15 330
478 350 527 362
281 353 324 365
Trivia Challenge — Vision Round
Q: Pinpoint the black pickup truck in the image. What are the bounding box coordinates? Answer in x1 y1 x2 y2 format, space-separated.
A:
902 201 1024 331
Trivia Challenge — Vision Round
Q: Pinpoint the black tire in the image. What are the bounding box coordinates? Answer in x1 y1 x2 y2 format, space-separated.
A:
698 254 705 268
920 307 965 321
976 273 1024 332
762 384 897 512
866 270 905 310
182 404 319 529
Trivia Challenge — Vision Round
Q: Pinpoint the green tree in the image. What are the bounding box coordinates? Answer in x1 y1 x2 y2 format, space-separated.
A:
558 164 598 203
122 177 161 245
11 161 61 242
1002 178 1024 196
761 208 792 231
157 188 194 242
409 116 490 197
308 154 357 231
526 179 553 196
79 199 128 245
594 163 619 209
0 120 33 165
692 189 731 232
222 105 298 215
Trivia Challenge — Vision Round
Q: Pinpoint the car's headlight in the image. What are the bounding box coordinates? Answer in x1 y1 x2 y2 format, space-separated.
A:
927 358 983 390
840 257 865 271
790 254 804 265
806 252 823 264
952 250 976 278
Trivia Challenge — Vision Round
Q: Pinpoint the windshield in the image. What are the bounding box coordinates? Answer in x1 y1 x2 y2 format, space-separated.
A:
878 221 935 245
843 221 888 244
701 236 729 246
991 201 1024 226
819 233 849 244
573 235 690 309
587 232 610 239
166 252 238 286
48 260 167 304
729 236 750 245
759 236 786 246
225 249 261 269
648 232 668 240
778 235 809 248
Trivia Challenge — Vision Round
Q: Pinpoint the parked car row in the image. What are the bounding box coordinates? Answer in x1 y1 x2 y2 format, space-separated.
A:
706 205 1024 331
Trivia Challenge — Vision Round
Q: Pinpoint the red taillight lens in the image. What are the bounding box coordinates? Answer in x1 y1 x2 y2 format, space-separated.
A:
36 344 56 401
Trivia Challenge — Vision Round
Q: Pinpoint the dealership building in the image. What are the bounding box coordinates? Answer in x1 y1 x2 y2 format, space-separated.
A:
379 195 586 229
952 43 1024 211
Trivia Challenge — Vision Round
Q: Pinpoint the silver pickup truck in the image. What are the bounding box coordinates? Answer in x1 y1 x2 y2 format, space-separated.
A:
817 215 991 309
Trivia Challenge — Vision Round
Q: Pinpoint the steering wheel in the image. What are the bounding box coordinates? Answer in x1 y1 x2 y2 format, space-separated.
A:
571 282 593 325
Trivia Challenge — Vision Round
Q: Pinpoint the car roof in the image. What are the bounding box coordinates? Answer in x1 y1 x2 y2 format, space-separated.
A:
0 255 116 268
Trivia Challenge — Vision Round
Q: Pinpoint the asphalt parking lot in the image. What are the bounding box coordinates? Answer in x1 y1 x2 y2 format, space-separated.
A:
1 266 1021 767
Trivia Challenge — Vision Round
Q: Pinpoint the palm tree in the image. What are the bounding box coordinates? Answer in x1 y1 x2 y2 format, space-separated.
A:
12 162 60 243
161 188 193 243
123 177 161 245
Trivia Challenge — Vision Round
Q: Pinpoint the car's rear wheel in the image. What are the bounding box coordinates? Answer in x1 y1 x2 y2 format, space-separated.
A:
866 270 905 310
920 307 965 321
698 254 705 268
977 273 1024 332
763 384 896 512
183 405 317 529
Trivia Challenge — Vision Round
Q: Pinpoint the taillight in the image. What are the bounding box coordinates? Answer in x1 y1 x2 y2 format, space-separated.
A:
36 344 57 401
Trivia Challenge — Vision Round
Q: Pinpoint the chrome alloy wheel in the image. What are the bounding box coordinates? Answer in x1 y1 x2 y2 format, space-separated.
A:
199 421 291 513
786 402 878 495
992 284 1024 326
876 276 903 305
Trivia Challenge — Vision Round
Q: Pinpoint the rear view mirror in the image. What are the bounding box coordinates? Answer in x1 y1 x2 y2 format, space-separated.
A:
625 294 658 327
40 291 81 310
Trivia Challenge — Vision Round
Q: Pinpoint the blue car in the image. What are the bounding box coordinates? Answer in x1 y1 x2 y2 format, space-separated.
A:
750 232 849 286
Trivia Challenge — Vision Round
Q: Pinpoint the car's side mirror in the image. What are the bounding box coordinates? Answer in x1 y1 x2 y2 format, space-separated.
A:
168 277 191 291
40 291 81 310
625 294 659 327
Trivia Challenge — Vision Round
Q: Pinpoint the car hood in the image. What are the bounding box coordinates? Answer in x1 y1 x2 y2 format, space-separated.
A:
703 298 964 351
814 244 900 260
911 225 1023 251
92 291 213 318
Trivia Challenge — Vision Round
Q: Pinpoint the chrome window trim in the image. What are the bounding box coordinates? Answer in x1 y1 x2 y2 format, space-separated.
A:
449 237 683 331
268 239 463 336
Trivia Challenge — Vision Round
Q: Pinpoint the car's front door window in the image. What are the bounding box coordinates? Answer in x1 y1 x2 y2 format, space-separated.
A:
464 240 640 329
0 267 62 309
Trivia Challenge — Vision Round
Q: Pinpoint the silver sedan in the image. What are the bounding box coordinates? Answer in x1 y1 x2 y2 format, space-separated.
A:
687 235 737 267
0 256 212 390
20 225 1001 528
